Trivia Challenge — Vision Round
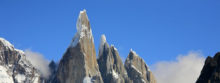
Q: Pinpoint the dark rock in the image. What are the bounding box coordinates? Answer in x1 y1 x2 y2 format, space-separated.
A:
196 52 220 83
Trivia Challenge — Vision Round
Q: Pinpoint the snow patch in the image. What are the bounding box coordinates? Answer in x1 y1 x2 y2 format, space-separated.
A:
0 66 14 83
0 37 14 50
15 74 26 83
131 65 142 74
83 76 92 83
141 79 146 83
32 75 40 83
112 70 119 79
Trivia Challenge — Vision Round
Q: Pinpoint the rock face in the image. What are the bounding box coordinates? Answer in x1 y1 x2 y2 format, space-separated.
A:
53 10 103 83
124 50 156 83
97 35 132 83
196 52 220 83
0 38 43 83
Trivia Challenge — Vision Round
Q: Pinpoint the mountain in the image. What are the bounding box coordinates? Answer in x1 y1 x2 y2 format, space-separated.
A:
97 35 132 83
196 52 220 83
47 60 57 83
52 9 103 83
0 9 156 83
124 49 156 83
0 38 44 83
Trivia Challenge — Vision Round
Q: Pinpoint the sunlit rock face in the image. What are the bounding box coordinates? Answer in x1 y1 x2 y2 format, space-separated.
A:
53 10 103 83
0 38 43 83
124 50 156 83
197 52 220 83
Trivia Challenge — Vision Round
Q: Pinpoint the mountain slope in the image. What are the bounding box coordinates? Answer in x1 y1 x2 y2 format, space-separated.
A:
0 38 44 83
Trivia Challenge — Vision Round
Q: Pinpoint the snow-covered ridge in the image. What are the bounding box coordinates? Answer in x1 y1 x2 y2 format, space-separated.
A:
0 37 25 55
0 37 14 50
112 70 119 79
0 37 43 83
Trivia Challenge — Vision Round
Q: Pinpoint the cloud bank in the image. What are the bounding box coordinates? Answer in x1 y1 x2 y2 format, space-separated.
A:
152 51 205 83
25 50 50 78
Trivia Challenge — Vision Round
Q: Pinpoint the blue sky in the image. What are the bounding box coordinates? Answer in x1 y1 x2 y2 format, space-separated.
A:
0 0 220 65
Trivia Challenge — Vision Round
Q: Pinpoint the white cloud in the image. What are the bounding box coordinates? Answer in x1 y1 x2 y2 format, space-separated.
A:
24 50 50 78
151 51 205 83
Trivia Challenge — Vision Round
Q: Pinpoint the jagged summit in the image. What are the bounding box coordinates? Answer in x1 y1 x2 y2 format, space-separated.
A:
98 34 108 58
125 49 156 83
0 38 25 55
76 9 93 38
100 35 107 45
111 45 118 51
70 9 94 47
54 9 103 83
97 35 131 83
130 49 138 57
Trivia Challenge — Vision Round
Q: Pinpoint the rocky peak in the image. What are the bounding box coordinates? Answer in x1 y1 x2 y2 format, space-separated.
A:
47 60 57 83
76 9 93 38
196 52 220 83
125 49 156 83
0 38 18 65
127 49 139 60
97 35 131 83
53 10 103 83
70 9 93 47
98 34 108 58
49 60 56 70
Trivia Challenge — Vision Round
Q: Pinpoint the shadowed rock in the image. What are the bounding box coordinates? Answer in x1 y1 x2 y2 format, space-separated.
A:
196 52 220 83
